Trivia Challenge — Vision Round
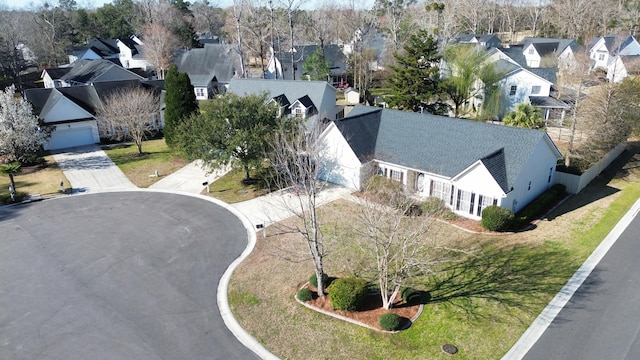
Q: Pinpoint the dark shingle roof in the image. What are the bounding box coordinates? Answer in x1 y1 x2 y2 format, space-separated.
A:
24 80 164 120
334 106 560 192
173 43 239 86
228 78 335 119
61 59 143 84
42 67 72 79
271 94 290 107
529 67 557 83
529 96 570 109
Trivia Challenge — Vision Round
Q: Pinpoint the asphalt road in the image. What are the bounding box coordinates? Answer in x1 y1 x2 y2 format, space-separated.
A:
523 212 640 360
0 192 259 360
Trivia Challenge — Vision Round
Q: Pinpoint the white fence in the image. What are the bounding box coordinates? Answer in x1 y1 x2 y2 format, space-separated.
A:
555 142 627 194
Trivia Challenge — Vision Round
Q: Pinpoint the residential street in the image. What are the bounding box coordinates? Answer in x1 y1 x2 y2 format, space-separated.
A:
522 211 640 359
0 192 261 360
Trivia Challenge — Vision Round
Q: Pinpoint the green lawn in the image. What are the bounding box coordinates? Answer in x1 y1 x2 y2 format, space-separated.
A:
228 144 640 359
0 155 70 205
102 139 188 188
202 168 271 203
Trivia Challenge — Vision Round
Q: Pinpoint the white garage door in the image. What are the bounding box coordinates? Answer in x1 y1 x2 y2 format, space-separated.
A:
47 127 96 150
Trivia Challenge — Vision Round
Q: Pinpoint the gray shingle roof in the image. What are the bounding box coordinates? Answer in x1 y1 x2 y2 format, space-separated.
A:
24 80 164 121
172 43 239 86
228 78 335 118
529 67 557 83
334 106 560 193
61 59 143 84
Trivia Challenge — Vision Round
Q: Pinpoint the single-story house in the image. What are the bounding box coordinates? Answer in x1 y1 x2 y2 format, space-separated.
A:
318 106 562 220
24 80 164 150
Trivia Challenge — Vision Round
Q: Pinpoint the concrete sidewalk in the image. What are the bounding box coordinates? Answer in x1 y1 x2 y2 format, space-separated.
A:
53 145 136 193
231 184 353 230
150 160 230 193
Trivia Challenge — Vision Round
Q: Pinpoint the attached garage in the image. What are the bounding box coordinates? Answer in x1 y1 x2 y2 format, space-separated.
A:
45 122 99 151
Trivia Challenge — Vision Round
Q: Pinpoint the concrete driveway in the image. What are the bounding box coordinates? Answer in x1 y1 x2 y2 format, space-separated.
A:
53 145 136 192
0 192 260 359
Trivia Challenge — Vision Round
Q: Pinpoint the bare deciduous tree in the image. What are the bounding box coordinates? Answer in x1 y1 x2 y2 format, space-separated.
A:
351 177 461 310
97 86 161 154
268 119 330 297
143 22 179 79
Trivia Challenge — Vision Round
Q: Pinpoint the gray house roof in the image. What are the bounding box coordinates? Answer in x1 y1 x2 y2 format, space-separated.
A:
334 106 561 193
228 78 335 118
25 80 164 122
61 59 144 85
276 44 347 80
520 38 578 55
172 43 239 87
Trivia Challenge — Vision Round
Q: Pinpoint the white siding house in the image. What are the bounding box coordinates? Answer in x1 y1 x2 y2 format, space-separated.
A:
319 106 562 220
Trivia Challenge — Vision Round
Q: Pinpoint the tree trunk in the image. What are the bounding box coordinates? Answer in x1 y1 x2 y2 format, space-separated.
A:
244 166 250 180
8 173 15 195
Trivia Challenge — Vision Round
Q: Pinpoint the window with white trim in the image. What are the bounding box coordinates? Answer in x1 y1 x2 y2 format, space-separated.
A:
389 169 403 182
429 180 450 203
598 54 605 61
531 85 541 95
456 189 472 213
528 47 534 55
509 85 517 96
195 88 205 98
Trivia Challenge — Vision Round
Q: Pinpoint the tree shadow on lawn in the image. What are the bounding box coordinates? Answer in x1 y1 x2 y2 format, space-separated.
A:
425 244 598 321
548 143 640 220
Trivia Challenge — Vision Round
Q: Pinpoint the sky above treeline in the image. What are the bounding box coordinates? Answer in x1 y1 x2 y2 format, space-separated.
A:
0 0 365 11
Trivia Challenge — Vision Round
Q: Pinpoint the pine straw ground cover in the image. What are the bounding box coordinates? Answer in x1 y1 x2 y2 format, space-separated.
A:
228 143 640 359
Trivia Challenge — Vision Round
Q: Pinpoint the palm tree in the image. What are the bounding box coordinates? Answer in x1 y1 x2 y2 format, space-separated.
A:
1 162 21 201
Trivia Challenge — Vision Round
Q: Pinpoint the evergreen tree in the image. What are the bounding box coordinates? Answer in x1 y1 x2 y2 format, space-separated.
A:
164 64 198 148
303 49 331 81
387 29 447 114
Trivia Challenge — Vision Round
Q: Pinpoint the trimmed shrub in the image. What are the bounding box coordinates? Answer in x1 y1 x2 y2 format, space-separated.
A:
309 272 330 288
481 205 515 231
327 277 369 311
379 313 403 331
297 288 313 302
420 197 447 216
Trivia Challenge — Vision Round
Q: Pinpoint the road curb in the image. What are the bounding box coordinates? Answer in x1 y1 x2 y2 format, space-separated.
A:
501 196 640 360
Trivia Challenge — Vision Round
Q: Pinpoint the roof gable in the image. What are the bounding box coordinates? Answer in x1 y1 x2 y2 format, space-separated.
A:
61 59 143 85
173 43 239 85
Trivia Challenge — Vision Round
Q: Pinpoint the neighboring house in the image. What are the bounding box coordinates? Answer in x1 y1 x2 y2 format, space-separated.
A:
588 34 640 70
519 37 578 70
41 67 72 88
265 44 347 86
343 28 389 72
24 80 164 150
116 36 148 70
67 36 150 70
58 59 146 87
453 33 502 50
606 54 640 82
228 78 338 122
493 59 557 117
318 106 562 220
173 43 240 100
485 47 528 68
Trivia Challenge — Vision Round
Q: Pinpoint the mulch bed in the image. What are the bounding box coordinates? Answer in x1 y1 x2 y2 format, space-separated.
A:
300 284 421 331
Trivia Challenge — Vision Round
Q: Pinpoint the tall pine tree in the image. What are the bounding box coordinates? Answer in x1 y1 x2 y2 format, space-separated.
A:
387 30 447 114
164 64 198 148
